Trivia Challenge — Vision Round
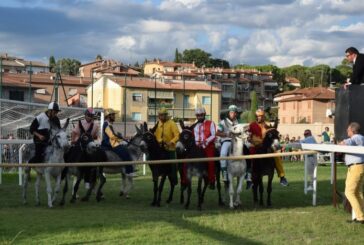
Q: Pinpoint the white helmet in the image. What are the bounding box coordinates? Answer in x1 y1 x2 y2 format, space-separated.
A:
195 107 206 115
48 102 60 112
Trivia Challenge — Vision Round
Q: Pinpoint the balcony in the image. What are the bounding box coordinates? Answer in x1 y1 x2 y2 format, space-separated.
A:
148 107 196 118
147 103 173 108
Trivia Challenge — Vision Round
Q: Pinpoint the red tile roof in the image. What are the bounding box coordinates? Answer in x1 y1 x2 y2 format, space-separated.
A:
110 77 221 92
276 87 335 102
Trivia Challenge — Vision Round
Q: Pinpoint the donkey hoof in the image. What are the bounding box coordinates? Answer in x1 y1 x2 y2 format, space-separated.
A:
218 201 225 206
150 201 156 206
59 200 65 206
81 197 89 202
119 191 124 197
166 198 172 204
184 205 189 210
125 195 130 199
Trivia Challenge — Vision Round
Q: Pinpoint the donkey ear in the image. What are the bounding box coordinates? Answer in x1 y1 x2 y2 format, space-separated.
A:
135 124 142 135
151 121 158 133
63 118 70 130
273 118 279 129
179 119 185 129
143 122 148 132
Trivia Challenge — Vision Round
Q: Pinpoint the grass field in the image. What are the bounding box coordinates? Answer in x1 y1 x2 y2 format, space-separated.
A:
0 162 363 244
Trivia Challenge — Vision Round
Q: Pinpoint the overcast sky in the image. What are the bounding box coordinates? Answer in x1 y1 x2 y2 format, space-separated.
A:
0 0 364 67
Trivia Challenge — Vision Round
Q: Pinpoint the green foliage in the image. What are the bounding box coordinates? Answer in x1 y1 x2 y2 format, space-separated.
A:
298 117 308 124
209 58 230 68
95 54 103 61
49 56 56 73
56 58 81 76
174 48 182 63
182 48 211 67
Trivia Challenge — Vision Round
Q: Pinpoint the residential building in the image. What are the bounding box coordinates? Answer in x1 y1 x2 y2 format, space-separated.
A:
143 60 196 77
0 53 49 74
0 72 91 107
274 87 335 124
144 61 278 111
79 59 140 79
285 77 301 88
87 75 221 123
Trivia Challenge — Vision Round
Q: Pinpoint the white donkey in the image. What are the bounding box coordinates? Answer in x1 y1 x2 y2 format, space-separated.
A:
23 119 70 208
226 122 249 209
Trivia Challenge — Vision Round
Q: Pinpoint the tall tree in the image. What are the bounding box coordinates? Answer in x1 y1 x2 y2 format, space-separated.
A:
56 58 81 76
95 54 103 61
209 58 230 68
182 48 211 68
49 56 56 73
174 48 182 63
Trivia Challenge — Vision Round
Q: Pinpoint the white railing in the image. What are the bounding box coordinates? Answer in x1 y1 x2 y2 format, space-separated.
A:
302 143 364 220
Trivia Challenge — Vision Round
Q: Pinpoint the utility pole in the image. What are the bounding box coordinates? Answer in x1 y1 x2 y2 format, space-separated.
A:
28 62 32 102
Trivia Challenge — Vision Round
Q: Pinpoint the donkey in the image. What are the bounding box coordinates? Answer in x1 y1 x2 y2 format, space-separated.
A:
62 120 101 203
95 125 145 202
139 122 177 207
23 119 70 208
176 121 209 210
225 122 249 209
251 127 280 207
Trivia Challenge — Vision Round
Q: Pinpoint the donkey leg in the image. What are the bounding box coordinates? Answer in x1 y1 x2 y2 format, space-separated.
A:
96 170 106 202
185 182 192 209
22 170 30 205
234 176 244 208
157 175 167 207
52 174 62 205
197 177 203 210
166 175 175 204
60 173 68 206
180 184 186 204
120 172 126 196
267 175 273 207
216 171 224 206
124 176 133 199
259 178 264 206
35 174 42 206
71 175 82 203
228 174 235 209
201 176 209 204
151 179 158 206
44 171 53 208
252 177 259 207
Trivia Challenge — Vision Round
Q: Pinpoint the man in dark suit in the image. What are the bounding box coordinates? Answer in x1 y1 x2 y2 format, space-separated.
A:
344 47 364 89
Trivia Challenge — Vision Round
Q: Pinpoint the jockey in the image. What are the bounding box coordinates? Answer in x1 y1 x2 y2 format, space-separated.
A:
249 108 289 186
217 105 252 187
153 107 180 186
70 107 100 188
194 107 217 189
29 101 61 164
71 107 100 144
101 108 134 176
216 105 239 181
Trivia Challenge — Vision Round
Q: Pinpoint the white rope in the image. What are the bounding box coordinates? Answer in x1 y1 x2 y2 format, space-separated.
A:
0 150 317 168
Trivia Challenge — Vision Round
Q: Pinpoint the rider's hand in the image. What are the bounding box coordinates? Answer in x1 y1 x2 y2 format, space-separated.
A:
120 141 128 147
37 134 45 141
166 141 174 148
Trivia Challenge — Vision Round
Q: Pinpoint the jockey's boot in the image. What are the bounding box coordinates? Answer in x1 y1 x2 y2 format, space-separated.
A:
221 167 228 182
280 176 289 186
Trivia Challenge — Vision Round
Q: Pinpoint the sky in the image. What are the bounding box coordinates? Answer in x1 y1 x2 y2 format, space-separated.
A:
1 0 364 67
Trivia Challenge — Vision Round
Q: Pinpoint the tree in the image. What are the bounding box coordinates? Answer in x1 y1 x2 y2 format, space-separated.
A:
49 56 56 73
95 54 103 61
174 48 182 63
182 48 211 68
56 58 81 76
240 90 258 123
209 58 230 68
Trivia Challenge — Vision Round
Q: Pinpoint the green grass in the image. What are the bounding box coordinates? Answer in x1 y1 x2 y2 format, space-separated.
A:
0 162 363 244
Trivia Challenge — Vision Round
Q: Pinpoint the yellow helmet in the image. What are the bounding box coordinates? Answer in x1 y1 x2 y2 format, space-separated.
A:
255 108 265 116
158 107 169 115
104 108 116 118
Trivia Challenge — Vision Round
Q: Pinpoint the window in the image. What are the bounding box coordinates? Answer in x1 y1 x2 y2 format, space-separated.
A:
132 93 143 102
68 88 78 96
202 96 211 105
183 95 190 108
132 112 142 121
9 90 24 101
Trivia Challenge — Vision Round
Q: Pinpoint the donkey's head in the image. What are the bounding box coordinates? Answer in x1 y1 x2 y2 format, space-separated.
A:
263 127 280 151
176 120 196 154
